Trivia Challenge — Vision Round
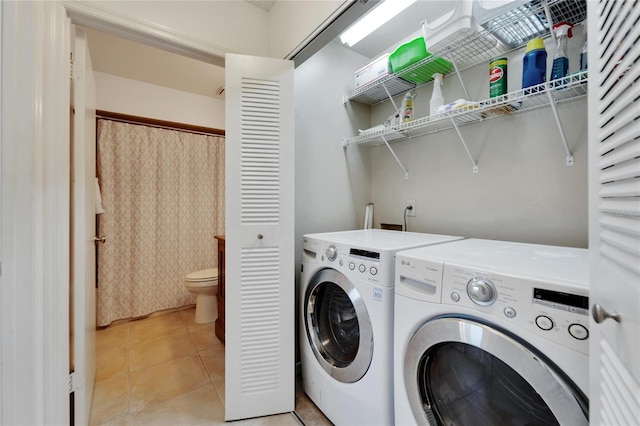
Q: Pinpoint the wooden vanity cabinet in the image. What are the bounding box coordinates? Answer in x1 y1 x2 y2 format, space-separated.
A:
215 235 225 343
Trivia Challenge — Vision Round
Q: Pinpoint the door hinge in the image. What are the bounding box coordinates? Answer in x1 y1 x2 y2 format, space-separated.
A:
69 371 84 393
70 52 74 80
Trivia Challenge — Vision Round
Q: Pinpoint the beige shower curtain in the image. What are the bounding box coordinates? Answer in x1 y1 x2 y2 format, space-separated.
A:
96 119 225 326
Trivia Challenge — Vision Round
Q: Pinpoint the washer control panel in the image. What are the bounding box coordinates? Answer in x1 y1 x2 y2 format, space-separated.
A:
440 265 589 355
302 236 389 284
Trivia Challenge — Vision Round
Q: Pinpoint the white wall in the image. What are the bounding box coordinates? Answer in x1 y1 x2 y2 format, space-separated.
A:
368 33 588 248
95 71 225 128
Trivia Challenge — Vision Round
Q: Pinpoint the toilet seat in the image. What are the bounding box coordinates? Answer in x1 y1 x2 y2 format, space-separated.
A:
185 268 219 284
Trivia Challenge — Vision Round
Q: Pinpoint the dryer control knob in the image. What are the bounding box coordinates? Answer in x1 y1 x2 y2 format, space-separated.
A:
326 245 338 262
467 277 497 306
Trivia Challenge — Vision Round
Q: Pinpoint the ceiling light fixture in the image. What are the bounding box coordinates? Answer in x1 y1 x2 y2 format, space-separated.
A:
339 0 417 47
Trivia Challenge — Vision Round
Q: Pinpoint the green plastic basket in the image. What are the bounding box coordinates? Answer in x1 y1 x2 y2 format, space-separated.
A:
389 37 452 84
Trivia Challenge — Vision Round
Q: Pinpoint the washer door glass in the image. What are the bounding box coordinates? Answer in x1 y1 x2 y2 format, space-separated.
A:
305 268 373 383
405 317 588 426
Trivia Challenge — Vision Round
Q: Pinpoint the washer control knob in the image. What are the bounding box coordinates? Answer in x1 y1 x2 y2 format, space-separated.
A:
349 262 356 270
535 315 554 331
450 292 460 302
504 307 517 318
325 245 338 262
568 323 589 340
467 277 497 306
370 267 378 275
358 264 366 273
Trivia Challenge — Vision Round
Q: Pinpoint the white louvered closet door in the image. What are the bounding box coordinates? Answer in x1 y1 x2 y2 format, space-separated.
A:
588 1 640 424
224 53 295 421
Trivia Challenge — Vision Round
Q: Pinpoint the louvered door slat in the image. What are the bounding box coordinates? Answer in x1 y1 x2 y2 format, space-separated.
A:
598 120 640 161
599 65 640 123
597 1 635 83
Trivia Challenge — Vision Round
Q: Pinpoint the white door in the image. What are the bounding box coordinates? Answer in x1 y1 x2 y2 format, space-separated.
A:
70 27 97 426
588 1 640 424
224 53 295 421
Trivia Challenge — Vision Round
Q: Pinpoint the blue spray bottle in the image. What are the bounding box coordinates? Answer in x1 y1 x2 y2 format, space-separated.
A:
551 22 574 81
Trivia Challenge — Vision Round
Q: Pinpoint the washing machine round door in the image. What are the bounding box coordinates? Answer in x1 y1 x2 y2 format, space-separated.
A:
304 268 373 383
404 317 588 426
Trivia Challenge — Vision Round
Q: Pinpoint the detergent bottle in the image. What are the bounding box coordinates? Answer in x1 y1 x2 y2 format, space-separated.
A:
551 22 574 81
522 38 547 93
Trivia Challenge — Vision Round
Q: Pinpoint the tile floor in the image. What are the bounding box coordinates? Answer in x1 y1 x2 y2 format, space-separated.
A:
90 306 332 426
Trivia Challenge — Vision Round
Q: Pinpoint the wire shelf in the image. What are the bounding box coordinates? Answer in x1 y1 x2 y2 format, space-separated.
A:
345 0 587 106
343 70 588 148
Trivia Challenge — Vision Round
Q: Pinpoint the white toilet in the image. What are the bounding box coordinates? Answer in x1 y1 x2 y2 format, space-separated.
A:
184 268 219 324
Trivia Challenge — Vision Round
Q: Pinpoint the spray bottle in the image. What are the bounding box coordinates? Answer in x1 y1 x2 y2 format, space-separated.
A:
579 23 588 70
401 90 416 122
551 22 574 81
430 73 444 116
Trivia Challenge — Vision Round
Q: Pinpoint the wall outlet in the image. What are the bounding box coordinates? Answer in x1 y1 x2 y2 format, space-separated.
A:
406 199 416 217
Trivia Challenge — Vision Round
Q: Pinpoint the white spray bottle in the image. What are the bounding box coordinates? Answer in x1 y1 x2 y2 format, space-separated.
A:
430 73 444 116
551 22 574 80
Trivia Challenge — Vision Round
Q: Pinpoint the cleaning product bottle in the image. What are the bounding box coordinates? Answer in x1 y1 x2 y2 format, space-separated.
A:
580 24 588 71
551 22 574 81
580 38 588 70
430 73 444 116
401 90 415 122
522 38 547 93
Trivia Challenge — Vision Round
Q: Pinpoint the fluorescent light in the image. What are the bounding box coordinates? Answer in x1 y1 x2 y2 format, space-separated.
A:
339 0 417 47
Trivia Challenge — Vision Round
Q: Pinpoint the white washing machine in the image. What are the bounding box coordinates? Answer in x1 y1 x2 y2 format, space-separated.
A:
394 239 589 426
300 229 463 426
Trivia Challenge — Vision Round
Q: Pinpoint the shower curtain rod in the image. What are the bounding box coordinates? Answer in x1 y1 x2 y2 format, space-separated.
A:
96 110 225 137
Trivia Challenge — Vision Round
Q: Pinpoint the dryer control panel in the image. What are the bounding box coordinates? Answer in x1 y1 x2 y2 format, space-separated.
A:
395 254 589 355
441 264 589 355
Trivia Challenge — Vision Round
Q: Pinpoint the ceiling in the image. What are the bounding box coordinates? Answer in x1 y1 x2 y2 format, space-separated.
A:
85 0 455 100
86 28 226 99
246 0 275 12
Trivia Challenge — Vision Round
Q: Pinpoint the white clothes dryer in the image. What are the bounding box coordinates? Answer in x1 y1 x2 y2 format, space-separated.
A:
300 230 463 426
394 239 589 426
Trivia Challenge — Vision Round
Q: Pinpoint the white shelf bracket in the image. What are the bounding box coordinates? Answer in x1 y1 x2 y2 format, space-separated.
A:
451 117 479 173
380 135 409 179
448 51 471 101
545 88 575 166
382 82 400 114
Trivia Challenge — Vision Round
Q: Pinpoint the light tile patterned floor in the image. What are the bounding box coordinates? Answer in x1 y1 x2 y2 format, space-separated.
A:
90 307 332 426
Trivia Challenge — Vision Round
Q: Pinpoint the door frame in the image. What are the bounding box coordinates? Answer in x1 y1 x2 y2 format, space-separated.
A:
1 2 71 423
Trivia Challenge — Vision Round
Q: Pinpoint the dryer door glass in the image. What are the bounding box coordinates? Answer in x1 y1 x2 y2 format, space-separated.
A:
404 317 588 426
313 282 359 366
305 268 373 383
419 342 558 425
